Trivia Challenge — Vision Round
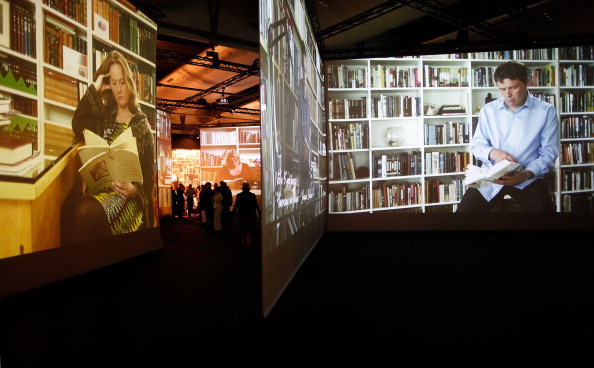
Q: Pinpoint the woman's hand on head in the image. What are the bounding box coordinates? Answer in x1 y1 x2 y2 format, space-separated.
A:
93 72 111 92
111 181 138 200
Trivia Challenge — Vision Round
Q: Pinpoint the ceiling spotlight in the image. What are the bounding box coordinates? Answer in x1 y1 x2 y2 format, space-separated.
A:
216 87 228 105
206 50 220 68
230 109 235 114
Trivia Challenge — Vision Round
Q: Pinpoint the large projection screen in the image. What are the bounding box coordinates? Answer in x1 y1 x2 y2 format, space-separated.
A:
260 0 328 316
0 1 162 297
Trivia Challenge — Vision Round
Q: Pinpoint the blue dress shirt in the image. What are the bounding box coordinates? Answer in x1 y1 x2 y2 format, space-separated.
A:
471 93 559 201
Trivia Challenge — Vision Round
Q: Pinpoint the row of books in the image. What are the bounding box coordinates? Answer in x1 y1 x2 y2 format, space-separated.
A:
369 65 421 89
44 122 74 156
373 181 422 208
329 152 358 181
561 142 594 165
425 177 463 204
374 151 422 178
200 152 223 167
238 130 261 144
425 122 470 145
328 97 367 120
527 66 556 87
558 46 594 61
559 64 594 87
44 15 88 71
473 67 496 88
200 130 238 145
424 66 469 88
561 168 594 192
472 65 556 87
93 0 156 60
330 122 368 150
476 48 556 61
44 68 85 107
370 95 421 118
560 115 594 139
559 91 594 113
9 95 37 117
325 64 367 89
10 1 36 58
328 186 369 212
532 92 556 106
424 151 470 175
329 179 467 211
44 0 88 24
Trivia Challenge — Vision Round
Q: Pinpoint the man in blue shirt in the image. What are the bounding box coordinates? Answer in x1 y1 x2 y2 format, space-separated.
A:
457 60 559 212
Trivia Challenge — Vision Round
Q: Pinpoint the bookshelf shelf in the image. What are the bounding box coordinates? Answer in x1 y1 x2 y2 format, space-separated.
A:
326 46 594 213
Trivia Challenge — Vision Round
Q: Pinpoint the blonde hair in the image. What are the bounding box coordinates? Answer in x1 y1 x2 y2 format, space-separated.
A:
94 50 140 114
221 148 240 166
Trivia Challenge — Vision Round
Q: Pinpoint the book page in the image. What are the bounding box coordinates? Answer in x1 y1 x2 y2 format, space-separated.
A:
111 149 143 184
485 160 523 180
464 160 525 188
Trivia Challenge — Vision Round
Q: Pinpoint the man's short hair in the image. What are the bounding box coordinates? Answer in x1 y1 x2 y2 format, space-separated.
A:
493 60 529 83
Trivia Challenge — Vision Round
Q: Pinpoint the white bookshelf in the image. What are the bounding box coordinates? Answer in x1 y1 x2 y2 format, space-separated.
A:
326 46 594 213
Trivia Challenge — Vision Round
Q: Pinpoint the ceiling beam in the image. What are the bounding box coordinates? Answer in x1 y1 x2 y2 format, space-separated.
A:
157 83 232 95
157 98 260 116
392 0 513 40
304 0 325 52
318 1 406 41
156 49 259 75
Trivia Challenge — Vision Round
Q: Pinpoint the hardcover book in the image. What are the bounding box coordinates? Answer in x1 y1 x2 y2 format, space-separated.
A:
464 159 525 188
0 135 32 165
77 127 143 194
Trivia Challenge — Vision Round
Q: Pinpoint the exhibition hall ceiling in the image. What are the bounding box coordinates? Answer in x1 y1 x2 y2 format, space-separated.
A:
145 0 594 132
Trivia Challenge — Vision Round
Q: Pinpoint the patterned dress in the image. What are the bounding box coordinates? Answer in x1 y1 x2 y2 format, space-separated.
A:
91 120 143 235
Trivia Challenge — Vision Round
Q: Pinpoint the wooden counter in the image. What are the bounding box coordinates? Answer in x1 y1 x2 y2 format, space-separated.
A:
0 145 80 259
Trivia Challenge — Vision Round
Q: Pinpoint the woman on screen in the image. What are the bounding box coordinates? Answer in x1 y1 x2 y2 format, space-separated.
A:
217 148 260 189
64 50 156 245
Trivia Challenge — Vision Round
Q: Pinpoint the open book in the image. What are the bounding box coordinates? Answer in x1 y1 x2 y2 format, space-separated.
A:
464 159 525 188
78 127 143 194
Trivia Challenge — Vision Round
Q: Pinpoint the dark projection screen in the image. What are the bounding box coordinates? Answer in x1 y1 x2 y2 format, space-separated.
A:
260 0 327 316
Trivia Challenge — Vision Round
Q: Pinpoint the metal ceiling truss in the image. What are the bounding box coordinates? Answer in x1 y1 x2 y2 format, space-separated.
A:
156 70 258 112
156 49 260 113
156 83 230 95
157 98 260 116
304 0 325 52
317 1 406 41
156 49 260 75
171 119 258 134
392 0 512 40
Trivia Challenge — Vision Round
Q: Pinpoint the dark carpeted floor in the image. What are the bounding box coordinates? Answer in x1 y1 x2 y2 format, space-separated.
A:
1 218 593 367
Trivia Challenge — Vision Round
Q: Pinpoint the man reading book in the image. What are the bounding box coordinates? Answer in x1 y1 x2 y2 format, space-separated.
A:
456 60 559 212
62 50 156 245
